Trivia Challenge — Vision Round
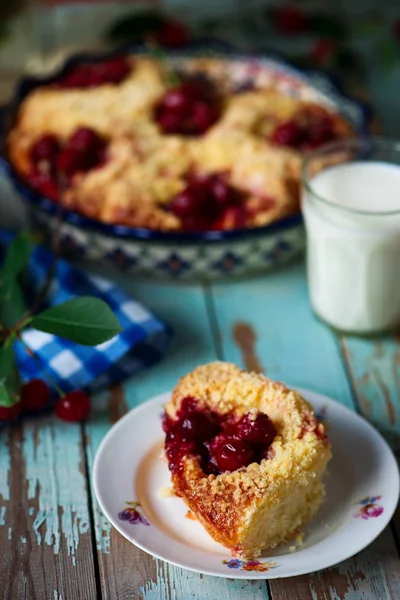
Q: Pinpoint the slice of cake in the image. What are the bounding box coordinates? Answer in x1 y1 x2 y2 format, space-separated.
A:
162 362 331 558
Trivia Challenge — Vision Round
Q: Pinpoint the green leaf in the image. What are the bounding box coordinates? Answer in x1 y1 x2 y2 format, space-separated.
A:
0 362 21 408
0 343 15 380
30 296 123 345
0 277 26 328
0 233 32 285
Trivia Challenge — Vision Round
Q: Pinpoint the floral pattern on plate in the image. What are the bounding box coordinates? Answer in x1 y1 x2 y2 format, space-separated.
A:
222 559 278 572
354 496 383 520
118 500 150 526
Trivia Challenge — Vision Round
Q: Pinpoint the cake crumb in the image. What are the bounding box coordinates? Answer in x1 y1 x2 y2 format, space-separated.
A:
158 486 175 498
185 511 196 521
289 545 296 552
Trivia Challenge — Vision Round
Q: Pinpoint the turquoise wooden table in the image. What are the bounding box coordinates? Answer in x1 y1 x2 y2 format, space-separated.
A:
1 260 400 600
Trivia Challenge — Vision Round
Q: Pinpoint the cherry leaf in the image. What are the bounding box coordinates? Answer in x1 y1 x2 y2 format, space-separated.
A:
0 233 31 285
0 361 21 408
0 278 26 328
30 296 123 345
0 343 15 380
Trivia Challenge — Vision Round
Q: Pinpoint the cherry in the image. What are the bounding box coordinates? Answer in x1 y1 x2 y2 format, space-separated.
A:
59 57 130 89
26 171 59 201
305 116 335 148
68 127 103 153
0 402 22 421
161 89 193 114
56 148 83 177
155 78 220 136
101 56 131 84
30 134 60 166
191 101 218 134
210 436 255 473
234 413 277 448
272 120 304 147
55 391 91 422
60 65 92 89
156 20 190 48
170 187 208 218
174 411 219 442
156 111 185 134
166 440 197 473
21 379 51 412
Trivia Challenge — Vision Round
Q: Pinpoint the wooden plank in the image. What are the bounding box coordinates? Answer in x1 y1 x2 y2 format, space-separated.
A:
0 415 97 600
85 280 270 600
210 261 400 600
340 334 400 558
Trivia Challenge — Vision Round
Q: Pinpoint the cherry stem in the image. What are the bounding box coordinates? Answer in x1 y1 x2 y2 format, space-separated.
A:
17 335 65 398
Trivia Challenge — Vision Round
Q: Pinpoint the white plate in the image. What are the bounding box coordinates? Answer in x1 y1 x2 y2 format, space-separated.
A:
93 388 400 579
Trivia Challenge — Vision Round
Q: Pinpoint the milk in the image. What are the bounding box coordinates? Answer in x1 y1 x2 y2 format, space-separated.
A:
302 161 400 333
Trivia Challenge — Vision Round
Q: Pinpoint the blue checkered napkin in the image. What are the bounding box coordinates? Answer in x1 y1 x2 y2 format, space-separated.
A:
0 231 173 393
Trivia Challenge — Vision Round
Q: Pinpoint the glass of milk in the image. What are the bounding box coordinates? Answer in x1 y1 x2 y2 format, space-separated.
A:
302 137 400 334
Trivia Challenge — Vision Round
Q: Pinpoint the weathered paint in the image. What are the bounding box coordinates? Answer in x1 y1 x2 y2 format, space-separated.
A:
22 417 90 563
0 428 10 501
140 559 269 600
0 506 6 525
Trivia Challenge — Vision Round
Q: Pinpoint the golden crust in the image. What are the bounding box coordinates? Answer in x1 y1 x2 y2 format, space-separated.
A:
165 362 331 557
8 56 354 231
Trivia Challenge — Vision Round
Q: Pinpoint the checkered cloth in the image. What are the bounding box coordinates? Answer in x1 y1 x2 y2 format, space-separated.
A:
0 230 173 393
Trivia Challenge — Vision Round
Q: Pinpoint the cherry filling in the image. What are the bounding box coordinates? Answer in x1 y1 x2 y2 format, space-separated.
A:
155 78 221 136
26 127 108 199
169 172 247 231
271 113 337 151
58 56 131 89
163 396 277 475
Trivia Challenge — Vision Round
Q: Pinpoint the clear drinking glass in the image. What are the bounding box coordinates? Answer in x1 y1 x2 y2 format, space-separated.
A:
302 137 400 335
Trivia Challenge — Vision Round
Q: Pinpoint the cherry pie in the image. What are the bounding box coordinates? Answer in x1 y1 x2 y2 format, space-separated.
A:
162 362 331 557
8 56 354 232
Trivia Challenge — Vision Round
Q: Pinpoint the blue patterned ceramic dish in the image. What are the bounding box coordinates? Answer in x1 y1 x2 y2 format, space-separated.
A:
0 39 368 279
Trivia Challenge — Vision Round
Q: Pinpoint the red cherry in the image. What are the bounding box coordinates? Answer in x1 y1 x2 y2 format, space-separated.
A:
211 436 255 472
30 134 60 166
170 187 207 218
181 215 211 231
56 148 83 176
101 56 131 84
210 177 239 208
272 120 304 147
59 66 92 89
273 6 307 35
191 101 218 133
0 402 22 421
26 171 59 201
161 89 192 115
156 20 190 48
156 110 184 134
306 116 335 148
68 127 101 151
55 391 91 422
21 379 51 412
174 411 219 442
234 413 277 448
